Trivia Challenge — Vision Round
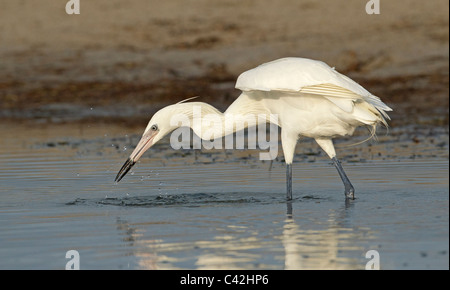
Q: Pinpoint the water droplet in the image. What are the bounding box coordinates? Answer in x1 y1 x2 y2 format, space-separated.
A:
90 107 93 110
130 171 134 175
76 173 80 177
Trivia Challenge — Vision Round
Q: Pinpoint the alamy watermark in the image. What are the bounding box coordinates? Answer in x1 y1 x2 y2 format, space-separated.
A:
365 250 380 270
66 1 380 15
66 0 80 15
168 106 279 161
65 249 379 269
365 0 380 15
65 250 80 270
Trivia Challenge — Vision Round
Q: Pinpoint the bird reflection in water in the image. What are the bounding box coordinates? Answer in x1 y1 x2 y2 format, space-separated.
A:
114 199 373 270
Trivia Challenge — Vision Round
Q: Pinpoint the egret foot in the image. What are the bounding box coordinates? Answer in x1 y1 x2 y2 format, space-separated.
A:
331 157 355 200
345 185 355 200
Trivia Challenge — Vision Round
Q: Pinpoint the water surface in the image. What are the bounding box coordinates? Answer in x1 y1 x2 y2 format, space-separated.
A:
0 122 448 269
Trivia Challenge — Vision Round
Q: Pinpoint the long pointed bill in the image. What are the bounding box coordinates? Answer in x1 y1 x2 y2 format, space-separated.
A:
115 157 135 182
115 130 157 182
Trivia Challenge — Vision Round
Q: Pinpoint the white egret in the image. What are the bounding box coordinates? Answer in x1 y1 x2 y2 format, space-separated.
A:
115 57 392 200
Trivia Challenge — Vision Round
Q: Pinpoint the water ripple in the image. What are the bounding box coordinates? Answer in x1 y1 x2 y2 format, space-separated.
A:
66 192 271 208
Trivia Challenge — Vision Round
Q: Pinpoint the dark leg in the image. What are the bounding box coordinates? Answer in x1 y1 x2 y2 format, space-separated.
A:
286 201 293 217
331 157 355 199
286 163 292 201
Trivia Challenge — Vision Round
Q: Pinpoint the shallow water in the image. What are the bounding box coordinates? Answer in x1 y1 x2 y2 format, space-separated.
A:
0 122 448 269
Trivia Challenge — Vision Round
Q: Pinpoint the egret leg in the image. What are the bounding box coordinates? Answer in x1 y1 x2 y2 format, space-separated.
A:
286 163 292 201
331 157 355 199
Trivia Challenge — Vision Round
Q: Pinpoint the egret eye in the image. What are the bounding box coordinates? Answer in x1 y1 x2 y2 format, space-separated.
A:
151 124 158 131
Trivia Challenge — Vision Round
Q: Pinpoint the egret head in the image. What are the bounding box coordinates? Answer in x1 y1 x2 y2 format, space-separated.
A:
114 104 181 182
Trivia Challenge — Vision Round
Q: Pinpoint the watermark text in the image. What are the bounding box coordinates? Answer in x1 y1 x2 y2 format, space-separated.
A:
365 250 380 270
169 107 279 160
66 0 80 15
366 0 380 14
65 250 80 270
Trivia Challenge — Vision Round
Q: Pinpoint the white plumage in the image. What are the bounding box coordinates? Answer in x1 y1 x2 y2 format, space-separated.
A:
236 57 391 122
115 57 392 201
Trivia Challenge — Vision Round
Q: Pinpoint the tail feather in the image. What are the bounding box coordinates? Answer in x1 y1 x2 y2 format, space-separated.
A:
337 96 391 148
363 94 392 128
337 124 378 148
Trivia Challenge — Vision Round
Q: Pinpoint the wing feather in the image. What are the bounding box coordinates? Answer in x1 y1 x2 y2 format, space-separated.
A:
236 57 392 126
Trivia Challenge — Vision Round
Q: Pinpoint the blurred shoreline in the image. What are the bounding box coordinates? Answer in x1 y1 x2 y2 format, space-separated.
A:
1 72 447 129
0 0 448 126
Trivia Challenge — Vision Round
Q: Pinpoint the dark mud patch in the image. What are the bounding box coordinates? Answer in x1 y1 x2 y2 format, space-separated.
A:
0 71 448 127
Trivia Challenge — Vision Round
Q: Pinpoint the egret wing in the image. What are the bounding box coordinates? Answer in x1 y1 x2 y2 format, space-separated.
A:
300 83 391 118
236 57 370 97
236 57 392 120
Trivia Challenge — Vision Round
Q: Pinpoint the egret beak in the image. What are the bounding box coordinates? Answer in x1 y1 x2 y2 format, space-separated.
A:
115 157 135 183
115 130 157 182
